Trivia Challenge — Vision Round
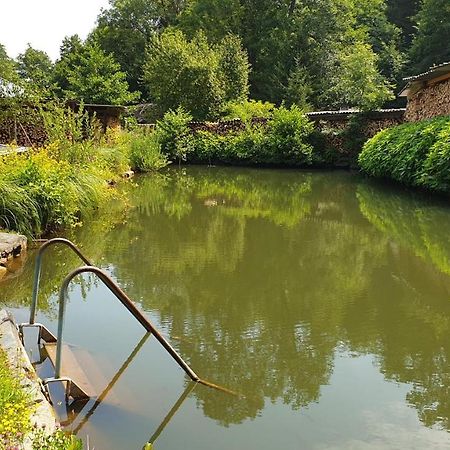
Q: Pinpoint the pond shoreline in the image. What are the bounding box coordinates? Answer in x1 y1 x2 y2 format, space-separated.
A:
0 310 57 448
0 232 27 281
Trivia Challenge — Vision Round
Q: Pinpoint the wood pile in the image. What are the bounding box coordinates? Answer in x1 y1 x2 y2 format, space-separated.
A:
0 119 47 147
189 117 269 135
405 79 450 122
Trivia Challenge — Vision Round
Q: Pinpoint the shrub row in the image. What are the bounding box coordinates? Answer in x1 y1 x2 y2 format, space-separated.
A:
154 106 321 167
358 116 450 194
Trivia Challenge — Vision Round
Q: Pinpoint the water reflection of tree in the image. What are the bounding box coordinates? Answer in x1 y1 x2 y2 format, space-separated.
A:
2 168 450 431
357 184 450 275
99 169 387 425
357 184 450 430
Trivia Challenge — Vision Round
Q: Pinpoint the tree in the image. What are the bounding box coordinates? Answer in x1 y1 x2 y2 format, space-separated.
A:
408 0 450 74
331 41 394 110
16 45 54 96
353 0 404 82
53 36 138 105
91 0 189 97
239 0 295 103
178 0 243 42
143 30 249 119
386 0 420 48
0 43 18 95
216 34 249 102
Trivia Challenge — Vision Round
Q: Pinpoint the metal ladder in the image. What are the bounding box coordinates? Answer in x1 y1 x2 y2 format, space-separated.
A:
19 238 234 402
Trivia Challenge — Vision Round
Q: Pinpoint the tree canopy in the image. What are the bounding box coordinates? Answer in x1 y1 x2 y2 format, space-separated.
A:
16 45 54 97
53 35 138 105
2 0 449 114
408 0 450 74
143 30 249 119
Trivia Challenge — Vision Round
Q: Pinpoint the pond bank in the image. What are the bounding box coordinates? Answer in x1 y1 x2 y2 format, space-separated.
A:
0 232 27 281
0 310 56 449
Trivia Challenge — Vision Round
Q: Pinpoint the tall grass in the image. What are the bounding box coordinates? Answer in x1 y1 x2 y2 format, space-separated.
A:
0 102 171 237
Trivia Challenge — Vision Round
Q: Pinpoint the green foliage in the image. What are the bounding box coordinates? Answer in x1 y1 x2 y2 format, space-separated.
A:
40 101 101 164
0 150 110 235
161 104 314 166
264 105 314 164
91 0 173 97
0 179 41 236
216 34 250 102
53 36 138 105
0 350 33 449
386 0 420 48
408 0 450 74
221 99 274 121
32 429 83 450
16 45 54 98
118 129 169 172
331 41 394 110
359 116 450 194
86 0 419 109
0 44 19 89
178 0 243 42
285 64 313 109
155 107 193 161
143 30 249 119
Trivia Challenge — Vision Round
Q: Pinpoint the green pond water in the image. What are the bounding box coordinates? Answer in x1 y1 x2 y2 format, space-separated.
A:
1 166 450 449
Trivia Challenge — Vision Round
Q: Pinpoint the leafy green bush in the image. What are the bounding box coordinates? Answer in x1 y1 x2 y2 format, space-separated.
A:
221 99 274 122
0 150 111 235
359 116 450 194
155 107 193 162
128 132 169 172
264 106 314 164
155 105 314 166
191 105 314 166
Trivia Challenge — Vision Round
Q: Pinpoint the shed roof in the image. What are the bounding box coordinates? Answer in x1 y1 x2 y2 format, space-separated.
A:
306 108 405 121
399 62 450 97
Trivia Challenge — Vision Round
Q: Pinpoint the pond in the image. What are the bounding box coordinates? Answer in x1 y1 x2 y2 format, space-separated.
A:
1 166 450 449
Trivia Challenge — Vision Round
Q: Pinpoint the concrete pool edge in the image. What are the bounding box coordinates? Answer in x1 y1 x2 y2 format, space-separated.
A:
0 309 57 449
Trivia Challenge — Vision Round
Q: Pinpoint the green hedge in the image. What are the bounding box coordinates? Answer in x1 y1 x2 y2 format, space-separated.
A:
156 106 317 167
358 116 450 194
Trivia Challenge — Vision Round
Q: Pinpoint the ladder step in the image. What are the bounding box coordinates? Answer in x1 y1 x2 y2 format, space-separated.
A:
44 343 96 398
71 347 120 404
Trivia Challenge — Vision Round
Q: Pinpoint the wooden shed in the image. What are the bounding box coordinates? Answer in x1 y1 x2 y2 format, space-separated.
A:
399 62 450 122
67 102 125 130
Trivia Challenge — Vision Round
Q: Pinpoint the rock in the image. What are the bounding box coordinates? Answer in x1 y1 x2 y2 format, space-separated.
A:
0 232 27 258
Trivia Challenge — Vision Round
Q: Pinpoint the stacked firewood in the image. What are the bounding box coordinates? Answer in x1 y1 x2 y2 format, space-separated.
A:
405 79 450 122
189 117 269 135
0 119 47 147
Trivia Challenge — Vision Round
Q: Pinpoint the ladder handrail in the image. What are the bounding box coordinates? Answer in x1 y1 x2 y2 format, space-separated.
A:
30 238 94 325
31 238 236 396
56 266 200 383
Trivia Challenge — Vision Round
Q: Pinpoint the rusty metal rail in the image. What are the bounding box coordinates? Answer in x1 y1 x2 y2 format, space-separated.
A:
55 265 201 383
21 238 235 399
